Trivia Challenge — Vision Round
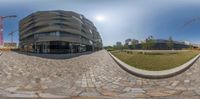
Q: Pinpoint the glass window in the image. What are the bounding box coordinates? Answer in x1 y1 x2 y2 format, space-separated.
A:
56 31 60 36
89 29 93 34
89 40 93 45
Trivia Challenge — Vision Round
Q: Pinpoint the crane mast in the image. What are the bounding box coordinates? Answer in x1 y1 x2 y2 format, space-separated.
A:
8 30 17 43
0 15 16 46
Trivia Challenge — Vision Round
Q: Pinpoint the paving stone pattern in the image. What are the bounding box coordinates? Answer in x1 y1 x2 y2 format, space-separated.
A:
0 50 199 98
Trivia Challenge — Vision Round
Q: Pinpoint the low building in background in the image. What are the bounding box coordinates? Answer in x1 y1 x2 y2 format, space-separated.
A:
123 38 191 50
151 39 189 50
132 39 139 44
4 42 17 48
19 10 102 54
192 44 200 48
125 38 132 45
116 42 122 46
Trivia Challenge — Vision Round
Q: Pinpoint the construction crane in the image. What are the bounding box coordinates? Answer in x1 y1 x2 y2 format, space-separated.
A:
8 30 18 43
0 15 17 45
182 16 200 28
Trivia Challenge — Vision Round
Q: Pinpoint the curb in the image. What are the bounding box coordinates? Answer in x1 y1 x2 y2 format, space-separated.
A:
108 51 200 79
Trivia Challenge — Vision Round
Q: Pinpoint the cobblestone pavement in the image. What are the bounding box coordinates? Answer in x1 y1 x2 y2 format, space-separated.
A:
0 50 199 99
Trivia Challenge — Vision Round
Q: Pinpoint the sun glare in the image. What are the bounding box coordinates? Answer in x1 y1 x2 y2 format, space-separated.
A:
95 15 105 22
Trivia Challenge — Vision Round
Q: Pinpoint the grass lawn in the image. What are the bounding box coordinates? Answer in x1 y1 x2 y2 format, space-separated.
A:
111 50 199 71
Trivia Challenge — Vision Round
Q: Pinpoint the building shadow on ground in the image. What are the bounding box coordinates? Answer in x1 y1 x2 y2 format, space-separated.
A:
12 50 94 60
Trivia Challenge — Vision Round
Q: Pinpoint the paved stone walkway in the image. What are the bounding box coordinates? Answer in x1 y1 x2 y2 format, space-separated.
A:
0 50 199 99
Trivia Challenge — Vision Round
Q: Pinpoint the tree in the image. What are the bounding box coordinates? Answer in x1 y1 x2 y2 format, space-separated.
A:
167 36 173 50
146 35 155 50
123 44 128 49
142 42 147 50
113 45 123 50
131 41 136 49
189 44 193 49
104 46 114 51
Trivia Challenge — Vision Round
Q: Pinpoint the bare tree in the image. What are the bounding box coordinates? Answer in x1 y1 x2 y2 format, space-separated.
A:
167 36 173 50
146 35 155 50
131 41 136 49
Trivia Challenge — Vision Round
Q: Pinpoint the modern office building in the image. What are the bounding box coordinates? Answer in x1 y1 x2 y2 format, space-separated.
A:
19 10 102 54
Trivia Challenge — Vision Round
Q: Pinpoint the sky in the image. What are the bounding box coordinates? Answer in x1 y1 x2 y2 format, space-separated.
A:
0 0 200 46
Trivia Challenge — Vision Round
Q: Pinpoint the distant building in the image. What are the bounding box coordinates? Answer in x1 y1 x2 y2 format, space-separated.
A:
153 39 188 50
124 38 138 49
192 44 200 48
139 40 145 43
183 41 200 48
116 42 122 46
125 38 132 45
184 41 191 45
4 42 17 48
134 39 190 50
132 39 139 44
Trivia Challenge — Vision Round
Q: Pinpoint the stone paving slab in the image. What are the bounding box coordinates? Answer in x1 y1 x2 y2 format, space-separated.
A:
0 50 199 98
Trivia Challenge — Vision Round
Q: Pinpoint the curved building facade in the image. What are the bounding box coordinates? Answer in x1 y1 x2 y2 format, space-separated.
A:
19 10 102 54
